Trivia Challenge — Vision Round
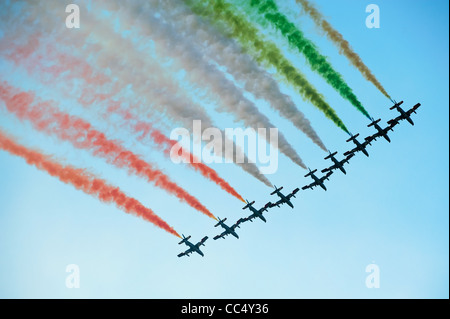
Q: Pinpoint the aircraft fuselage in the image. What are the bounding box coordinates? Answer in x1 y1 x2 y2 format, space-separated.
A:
374 123 391 142
311 174 327 191
353 140 369 157
399 107 414 125
221 224 239 239
185 241 204 257
276 192 294 208
331 157 346 175
249 206 267 222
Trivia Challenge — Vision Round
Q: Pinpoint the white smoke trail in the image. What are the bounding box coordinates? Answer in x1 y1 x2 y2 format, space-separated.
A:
103 0 307 168
152 0 326 152
8 0 272 186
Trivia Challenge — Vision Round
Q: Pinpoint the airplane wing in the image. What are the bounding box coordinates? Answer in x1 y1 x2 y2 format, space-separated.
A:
365 133 378 144
383 124 396 133
406 104 420 116
345 141 370 156
259 202 272 212
320 171 333 182
213 231 228 240
342 153 354 163
177 248 194 257
302 181 316 190
286 188 300 200
362 136 374 147
388 117 401 126
231 218 245 230
244 213 258 222
343 149 355 157
270 198 285 207
195 236 208 248
321 164 336 173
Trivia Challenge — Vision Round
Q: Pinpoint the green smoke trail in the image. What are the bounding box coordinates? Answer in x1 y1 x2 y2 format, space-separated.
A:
184 0 350 134
243 0 371 120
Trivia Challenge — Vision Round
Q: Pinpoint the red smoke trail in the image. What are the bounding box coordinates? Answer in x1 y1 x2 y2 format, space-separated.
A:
152 130 245 203
111 105 246 203
0 130 181 238
4 39 244 203
1 37 119 107
0 83 216 220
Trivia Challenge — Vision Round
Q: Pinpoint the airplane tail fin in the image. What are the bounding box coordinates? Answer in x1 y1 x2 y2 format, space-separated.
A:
305 169 317 178
346 133 359 143
178 235 191 245
324 151 337 160
214 217 226 227
368 119 381 127
270 186 283 195
242 200 255 210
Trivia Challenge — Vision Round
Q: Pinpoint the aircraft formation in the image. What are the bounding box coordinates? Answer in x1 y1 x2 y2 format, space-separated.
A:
178 101 421 258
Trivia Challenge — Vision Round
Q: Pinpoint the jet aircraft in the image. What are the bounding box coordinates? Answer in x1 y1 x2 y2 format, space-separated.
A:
388 101 421 126
321 151 354 175
344 133 370 157
302 168 333 191
366 118 394 143
177 234 208 257
213 217 245 240
269 185 299 208
242 200 272 223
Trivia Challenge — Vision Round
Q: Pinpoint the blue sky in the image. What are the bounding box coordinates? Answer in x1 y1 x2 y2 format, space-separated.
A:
0 0 448 298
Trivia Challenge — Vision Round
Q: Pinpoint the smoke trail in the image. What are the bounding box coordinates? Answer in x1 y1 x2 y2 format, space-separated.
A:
0 130 181 238
109 104 246 203
148 0 327 151
185 0 350 134
1 20 271 188
102 1 306 168
2 38 245 203
296 0 391 100
0 82 216 220
245 0 371 119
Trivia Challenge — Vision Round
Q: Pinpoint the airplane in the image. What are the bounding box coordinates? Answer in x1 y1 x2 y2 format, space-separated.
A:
366 117 394 143
344 133 370 157
269 185 299 209
388 101 421 126
242 200 272 223
321 151 354 175
302 168 333 191
177 234 208 257
213 217 245 240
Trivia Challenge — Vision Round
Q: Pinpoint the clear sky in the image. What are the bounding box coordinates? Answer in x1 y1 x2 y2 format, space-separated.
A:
0 0 448 298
